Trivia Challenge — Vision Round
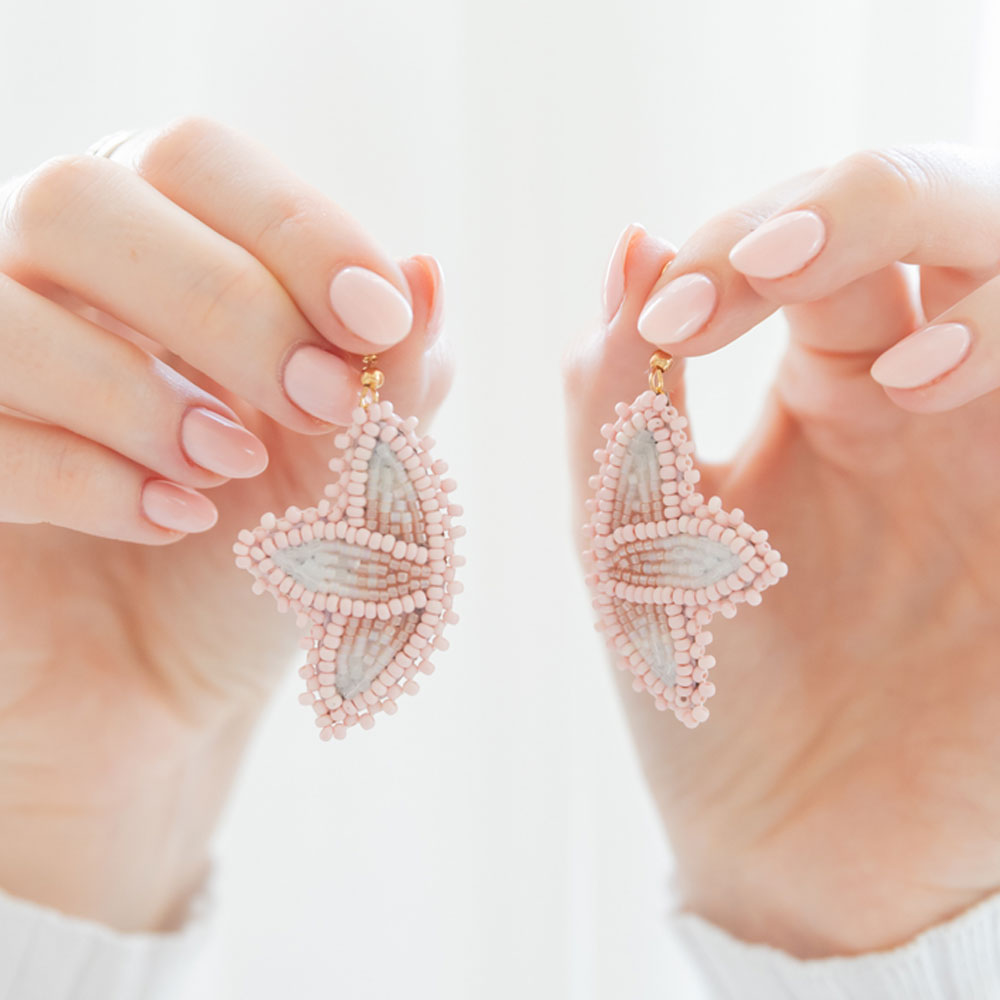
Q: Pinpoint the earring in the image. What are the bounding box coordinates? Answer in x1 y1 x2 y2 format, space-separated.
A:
582 351 787 728
233 355 463 741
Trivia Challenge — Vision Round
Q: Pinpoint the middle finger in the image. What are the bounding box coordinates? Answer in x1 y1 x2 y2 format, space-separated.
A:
2 153 359 432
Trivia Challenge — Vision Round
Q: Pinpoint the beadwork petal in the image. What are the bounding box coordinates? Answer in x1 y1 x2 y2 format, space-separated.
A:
334 611 422 699
234 401 460 740
606 534 742 593
270 538 432 599
586 390 786 728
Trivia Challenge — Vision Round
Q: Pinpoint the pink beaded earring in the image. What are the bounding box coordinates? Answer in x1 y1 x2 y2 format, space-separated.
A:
233 355 463 741
582 351 787 727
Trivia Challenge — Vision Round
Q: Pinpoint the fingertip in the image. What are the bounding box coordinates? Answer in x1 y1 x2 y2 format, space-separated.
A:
637 272 719 349
400 253 445 345
140 479 219 535
368 259 453 418
603 222 647 323
570 230 684 402
327 265 414 351
877 385 960 414
728 209 827 280
869 322 973 411
282 344 358 427
180 407 270 480
610 230 678 335
140 526 190 546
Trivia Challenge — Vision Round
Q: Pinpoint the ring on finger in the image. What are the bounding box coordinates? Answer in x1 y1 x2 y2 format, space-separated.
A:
86 128 141 160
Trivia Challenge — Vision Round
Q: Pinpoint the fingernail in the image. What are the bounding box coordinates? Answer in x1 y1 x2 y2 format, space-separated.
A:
283 344 357 424
603 223 645 322
413 254 446 336
870 322 972 389
141 480 218 533
637 272 717 345
180 407 268 478
729 210 826 279
328 266 413 347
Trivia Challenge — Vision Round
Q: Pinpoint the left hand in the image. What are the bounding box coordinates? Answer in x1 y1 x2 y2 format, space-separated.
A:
564 144 1000 958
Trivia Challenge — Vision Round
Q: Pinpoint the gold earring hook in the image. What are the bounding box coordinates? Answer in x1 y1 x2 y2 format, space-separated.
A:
648 350 674 394
360 354 384 409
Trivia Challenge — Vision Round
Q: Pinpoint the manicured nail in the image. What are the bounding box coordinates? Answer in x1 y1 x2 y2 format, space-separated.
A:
181 407 268 478
729 210 826 279
603 223 645 322
141 480 218 533
283 344 357 424
413 254 446 336
638 272 717 345
870 323 972 389
328 266 413 347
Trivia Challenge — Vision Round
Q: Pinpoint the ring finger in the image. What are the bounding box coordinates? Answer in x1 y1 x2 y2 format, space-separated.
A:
0 273 268 487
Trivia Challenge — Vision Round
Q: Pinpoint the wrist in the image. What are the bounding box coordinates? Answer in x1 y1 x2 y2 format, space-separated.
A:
0 710 253 933
673 836 998 959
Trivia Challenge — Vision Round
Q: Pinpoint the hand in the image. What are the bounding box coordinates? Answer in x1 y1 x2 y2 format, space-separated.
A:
564 145 1000 958
0 117 451 930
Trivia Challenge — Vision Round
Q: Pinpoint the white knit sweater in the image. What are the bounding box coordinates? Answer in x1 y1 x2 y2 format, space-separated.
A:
3 880 999 999
673 895 1000 999
0 883 213 1000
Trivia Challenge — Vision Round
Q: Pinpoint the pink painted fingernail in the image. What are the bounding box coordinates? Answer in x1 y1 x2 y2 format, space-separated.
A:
328 266 413 347
638 272 717 345
603 223 645 321
729 210 826 279
283 344 357 425
413 254 446 336
870 322 972 389
181 407 268 478
141 480 218 533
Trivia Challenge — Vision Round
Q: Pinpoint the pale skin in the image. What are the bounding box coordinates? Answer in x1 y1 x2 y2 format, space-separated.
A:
0 117 452 932
1 125 998 964
565 144 1000 959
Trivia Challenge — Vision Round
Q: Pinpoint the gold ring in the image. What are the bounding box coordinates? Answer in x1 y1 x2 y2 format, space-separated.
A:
85 128 140 160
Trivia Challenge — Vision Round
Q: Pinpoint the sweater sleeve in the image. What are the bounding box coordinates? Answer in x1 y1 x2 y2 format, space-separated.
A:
671 891 1000 1000
0 873 214 1000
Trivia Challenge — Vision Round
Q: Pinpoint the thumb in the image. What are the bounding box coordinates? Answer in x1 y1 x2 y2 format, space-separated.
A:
565 225 719 504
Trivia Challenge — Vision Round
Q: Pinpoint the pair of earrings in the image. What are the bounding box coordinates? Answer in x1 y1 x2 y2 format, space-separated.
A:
233 349 787 741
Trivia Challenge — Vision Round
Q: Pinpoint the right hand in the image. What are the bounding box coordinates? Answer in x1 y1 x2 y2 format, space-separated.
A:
0 117 452 931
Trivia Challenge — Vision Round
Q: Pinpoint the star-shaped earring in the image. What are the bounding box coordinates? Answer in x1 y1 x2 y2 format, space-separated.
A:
234 358 463 741
582 352 787 727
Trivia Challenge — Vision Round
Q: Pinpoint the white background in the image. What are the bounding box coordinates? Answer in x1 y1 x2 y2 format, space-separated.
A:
1 1 994 996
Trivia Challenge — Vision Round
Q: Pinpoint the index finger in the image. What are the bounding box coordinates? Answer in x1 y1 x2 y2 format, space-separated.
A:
728 144 1000 296
110 116 415 355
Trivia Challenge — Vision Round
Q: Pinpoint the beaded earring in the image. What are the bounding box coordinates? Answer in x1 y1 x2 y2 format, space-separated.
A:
233 355 463 741
582 351 787 727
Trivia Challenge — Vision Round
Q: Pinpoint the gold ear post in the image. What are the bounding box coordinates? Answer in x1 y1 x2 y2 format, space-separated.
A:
648 350 674 394
360 354 384 409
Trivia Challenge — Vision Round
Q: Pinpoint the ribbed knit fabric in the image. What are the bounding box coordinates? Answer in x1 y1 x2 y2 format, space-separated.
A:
4 877 1000 997
673 891 1000 999
0 878 213 1000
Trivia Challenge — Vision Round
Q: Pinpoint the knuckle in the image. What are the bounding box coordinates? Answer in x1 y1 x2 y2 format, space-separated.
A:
0 428 34 523
181 254 273 334
709 205 770 242
44 435 93 514
253 189 317 250
137 114 226 181
7 153 107 236
838 147 935 204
